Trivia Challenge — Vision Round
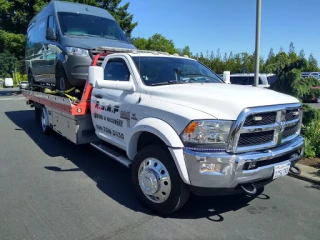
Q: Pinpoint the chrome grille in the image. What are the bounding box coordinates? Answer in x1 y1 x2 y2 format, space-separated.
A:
238 131 274 147
243 112 277 126
227 103 302 153
90 49 107 66
285 109 300 121
283 124 299 139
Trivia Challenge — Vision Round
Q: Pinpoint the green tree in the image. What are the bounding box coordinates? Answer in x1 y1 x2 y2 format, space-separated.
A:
306 53 319 72
299 49 305 59
288 42 298 63
175 46 192 56
0 50 18 78
146 33 176 54
132 37 148 50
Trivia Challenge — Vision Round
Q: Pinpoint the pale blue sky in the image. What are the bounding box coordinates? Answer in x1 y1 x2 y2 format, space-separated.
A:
123 0 320 62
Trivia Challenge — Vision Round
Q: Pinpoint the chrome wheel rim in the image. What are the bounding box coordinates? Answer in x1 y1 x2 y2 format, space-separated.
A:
138 158 171 203
59 76 65 91
41 108 47 131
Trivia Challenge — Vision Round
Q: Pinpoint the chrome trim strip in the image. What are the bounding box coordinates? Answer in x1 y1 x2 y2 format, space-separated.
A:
226 103 302 153
241 123 278 133
285 118 300 127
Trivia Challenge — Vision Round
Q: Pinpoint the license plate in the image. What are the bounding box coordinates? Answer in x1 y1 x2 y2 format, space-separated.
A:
273 162 291 180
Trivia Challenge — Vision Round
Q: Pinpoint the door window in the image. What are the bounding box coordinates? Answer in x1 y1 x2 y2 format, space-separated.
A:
104 58 130 81
48 15 57 34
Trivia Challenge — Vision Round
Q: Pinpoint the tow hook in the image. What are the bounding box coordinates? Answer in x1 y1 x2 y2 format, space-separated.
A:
240 183 257 196
289 164 301 176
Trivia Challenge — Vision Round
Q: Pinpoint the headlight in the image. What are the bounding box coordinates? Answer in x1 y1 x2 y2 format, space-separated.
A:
181 120 234 150
66 47 89 57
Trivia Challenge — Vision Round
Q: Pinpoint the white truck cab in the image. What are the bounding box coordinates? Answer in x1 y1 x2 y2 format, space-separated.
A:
23 48 304 215
87 50 304 214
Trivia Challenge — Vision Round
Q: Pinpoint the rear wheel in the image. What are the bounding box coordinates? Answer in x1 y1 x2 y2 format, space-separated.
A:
131 144 190 215
40 106 51 135
56 66 72 92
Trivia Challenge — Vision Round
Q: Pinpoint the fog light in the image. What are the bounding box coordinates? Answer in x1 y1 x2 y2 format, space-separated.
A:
200 163 222 173
248 162 257 169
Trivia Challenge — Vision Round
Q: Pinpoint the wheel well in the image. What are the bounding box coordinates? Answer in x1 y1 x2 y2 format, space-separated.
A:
55 62 63 74
137 132 166 152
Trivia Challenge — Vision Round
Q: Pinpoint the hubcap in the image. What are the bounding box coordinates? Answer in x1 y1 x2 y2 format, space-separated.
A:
138 158 171 203
41 108 47 131
59 76 65 91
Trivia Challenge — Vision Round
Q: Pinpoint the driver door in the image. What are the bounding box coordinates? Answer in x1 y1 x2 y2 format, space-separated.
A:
91 57 140 149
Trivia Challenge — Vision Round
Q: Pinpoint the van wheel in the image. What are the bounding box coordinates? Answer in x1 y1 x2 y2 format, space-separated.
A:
28 71 34 90
131 144 190 215
56 66 72 92
40 106 51 135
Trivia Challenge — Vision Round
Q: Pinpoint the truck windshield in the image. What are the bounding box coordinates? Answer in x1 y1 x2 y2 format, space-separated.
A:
132 56 223 86
57 12 128 42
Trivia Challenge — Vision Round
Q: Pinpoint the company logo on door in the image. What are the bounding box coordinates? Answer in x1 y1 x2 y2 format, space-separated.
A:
94 101 119 114
120 110 130 120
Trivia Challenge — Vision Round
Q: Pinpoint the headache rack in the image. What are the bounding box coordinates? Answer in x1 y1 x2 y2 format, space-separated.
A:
90 46 190 66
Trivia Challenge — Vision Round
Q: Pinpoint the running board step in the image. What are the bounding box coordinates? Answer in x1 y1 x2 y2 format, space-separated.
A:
90 142 131 168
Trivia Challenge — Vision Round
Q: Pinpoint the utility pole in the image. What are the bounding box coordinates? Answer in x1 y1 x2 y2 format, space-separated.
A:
253 0 262 87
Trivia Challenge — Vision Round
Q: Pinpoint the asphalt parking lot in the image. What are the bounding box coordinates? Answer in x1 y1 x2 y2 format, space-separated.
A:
0 88 319 240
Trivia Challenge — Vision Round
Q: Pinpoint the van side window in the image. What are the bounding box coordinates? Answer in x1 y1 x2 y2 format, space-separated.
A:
48 15 57 33
104 58 130 81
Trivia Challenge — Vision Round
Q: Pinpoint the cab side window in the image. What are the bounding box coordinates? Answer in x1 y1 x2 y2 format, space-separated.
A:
48 15 57 34
104 58 130 81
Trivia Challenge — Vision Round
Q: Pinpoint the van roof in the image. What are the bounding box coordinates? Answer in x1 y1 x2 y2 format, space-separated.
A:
52 1 114 19
29 0 115 26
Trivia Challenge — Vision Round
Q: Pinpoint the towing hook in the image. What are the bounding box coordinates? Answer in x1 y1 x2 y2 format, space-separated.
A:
240 183 257 196
289 164 301 176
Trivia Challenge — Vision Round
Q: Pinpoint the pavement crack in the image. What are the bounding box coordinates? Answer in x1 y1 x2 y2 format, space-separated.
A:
87 215 154 240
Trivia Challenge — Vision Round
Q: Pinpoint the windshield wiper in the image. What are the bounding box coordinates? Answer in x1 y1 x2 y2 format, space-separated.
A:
187 74 220 82
65 33 101 38
150 80 184 86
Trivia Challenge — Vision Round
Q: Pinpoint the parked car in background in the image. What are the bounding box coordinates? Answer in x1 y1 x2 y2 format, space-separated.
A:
229 73 276 88
301 72 320 80
19 81 29 90
25 0 136 92
3 78 14 88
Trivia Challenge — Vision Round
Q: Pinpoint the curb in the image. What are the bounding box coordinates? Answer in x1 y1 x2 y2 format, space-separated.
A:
288 163 320 185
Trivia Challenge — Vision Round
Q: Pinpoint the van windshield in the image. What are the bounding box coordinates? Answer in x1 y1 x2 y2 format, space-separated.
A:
131 56 223 86
57 12 129 42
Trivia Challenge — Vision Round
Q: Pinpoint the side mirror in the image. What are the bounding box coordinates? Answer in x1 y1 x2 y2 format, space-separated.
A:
88 66 135 91
89 66 104 87
46 27 57 41
96 76 135 91
223 71 231 84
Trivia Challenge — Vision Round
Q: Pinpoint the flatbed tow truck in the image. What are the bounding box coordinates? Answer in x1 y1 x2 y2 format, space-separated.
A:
22 46 304 215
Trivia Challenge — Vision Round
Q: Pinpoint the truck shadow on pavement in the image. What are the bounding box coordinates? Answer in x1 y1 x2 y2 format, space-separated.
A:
6 109 270 220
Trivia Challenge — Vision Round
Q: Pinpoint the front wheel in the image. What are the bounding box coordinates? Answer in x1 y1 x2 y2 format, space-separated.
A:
131 144 190 215
56 66 72 92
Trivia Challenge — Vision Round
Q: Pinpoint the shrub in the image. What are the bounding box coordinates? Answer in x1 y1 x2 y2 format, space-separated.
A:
301 106 320 157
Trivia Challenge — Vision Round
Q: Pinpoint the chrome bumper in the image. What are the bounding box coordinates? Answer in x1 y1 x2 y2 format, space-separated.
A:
184 136 304 189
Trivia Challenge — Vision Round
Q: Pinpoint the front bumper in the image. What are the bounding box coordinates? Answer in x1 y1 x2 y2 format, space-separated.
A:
63 55 92 86
184 135 304 191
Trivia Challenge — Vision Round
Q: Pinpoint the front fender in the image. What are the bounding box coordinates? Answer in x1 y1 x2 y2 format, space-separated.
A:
127 118 190 184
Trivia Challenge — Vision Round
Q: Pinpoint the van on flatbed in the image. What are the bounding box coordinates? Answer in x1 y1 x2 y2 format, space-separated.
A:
22 47 304 215
25 0 135 92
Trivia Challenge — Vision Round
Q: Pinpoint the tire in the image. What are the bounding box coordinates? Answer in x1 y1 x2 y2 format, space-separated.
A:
56 66 72 91
28 71 34 90
40 106 51 135
131 144 190 215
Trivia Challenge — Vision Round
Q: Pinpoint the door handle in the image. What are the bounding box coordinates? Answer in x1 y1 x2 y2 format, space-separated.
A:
95 94 103 99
